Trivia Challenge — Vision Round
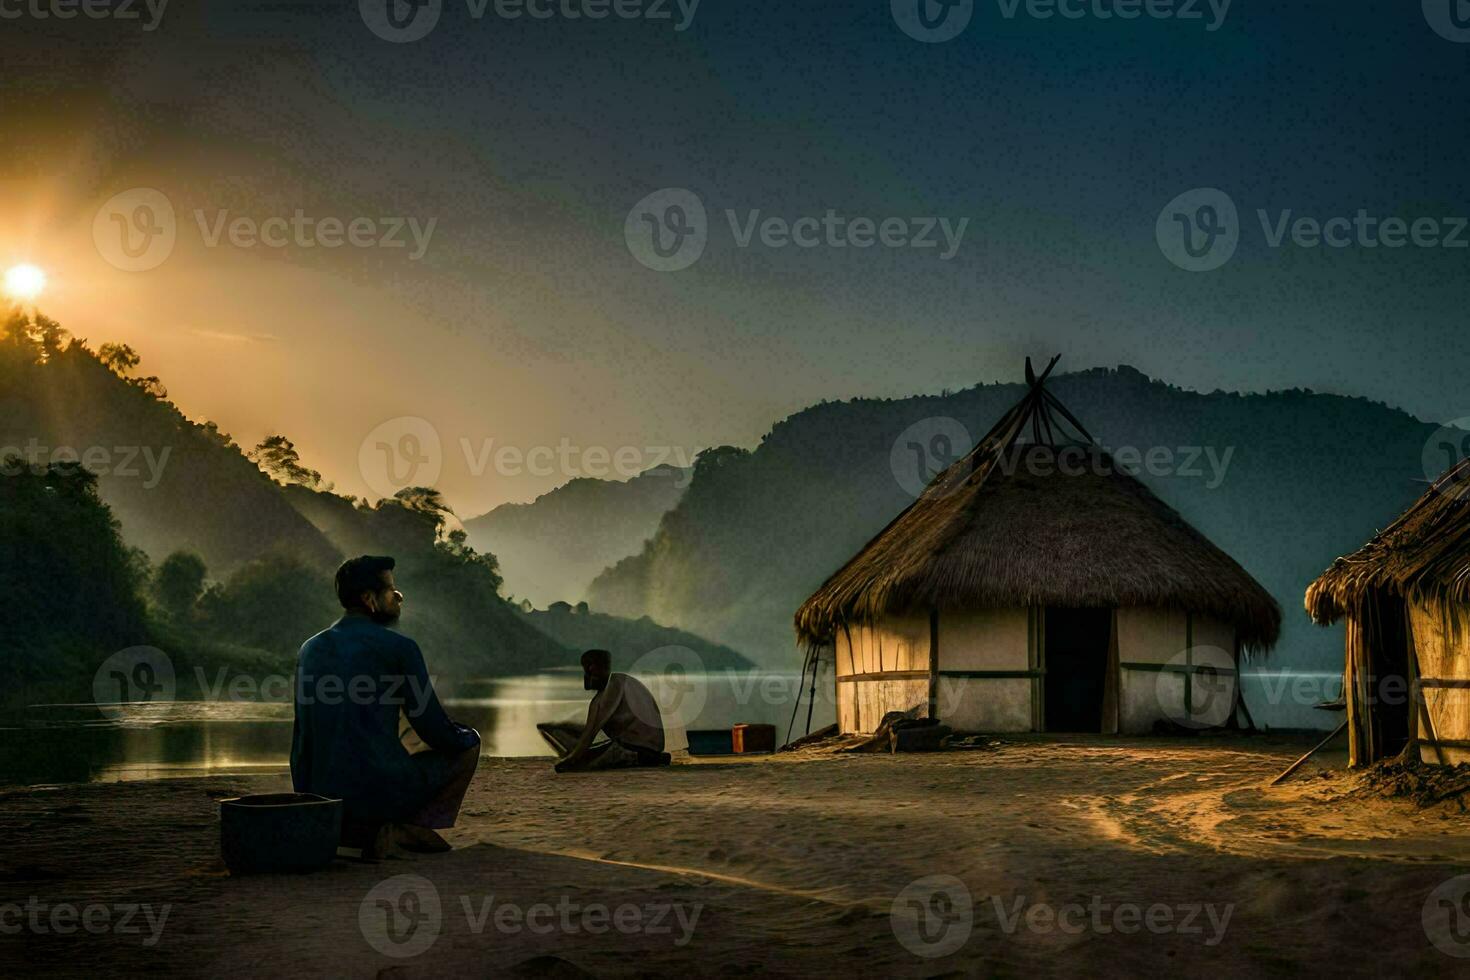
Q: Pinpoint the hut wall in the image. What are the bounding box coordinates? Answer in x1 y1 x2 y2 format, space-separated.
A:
1411 596 1470 766
1116 608 1237 733
834 613 931 733
935 608 1033 732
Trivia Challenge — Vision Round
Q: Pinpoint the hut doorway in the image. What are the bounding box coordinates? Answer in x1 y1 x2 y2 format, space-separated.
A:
1043 607 1112 732
1355 591 1411 762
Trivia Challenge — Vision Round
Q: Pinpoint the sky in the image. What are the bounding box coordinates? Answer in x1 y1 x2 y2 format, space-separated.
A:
1 0 1467 515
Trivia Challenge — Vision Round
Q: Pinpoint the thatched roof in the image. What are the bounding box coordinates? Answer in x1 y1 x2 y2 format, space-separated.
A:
1305 456 1470 624
794 358 1282 653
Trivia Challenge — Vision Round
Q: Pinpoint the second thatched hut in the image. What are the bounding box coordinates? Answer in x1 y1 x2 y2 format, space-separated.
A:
1306 456 1470 767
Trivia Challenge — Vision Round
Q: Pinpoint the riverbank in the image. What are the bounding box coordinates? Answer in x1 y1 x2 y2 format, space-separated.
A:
3 734 1468 976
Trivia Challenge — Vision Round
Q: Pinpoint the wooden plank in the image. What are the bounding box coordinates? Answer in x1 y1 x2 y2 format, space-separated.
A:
928 608 940 722
836 670 930 683
1415 738 1470 751
1119 662 1237 675
937 670 1044 679
1406 602 1420 762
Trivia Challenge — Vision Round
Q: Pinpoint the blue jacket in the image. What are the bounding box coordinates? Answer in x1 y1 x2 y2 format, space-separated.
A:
289 613 478 820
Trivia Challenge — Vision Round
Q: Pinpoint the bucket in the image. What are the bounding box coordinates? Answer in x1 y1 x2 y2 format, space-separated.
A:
219 793 342 874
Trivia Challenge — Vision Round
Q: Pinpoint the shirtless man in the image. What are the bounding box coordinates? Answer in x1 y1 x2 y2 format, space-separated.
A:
538 649 670 772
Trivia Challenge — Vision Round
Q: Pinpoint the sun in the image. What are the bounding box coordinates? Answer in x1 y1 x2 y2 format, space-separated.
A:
5 263 47 302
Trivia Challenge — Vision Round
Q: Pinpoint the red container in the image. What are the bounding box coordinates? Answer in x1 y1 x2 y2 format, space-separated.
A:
731 723 776 754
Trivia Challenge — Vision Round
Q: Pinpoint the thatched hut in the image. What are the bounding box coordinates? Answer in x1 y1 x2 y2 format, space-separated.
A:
794 358 1280 735
1305 456 1470 766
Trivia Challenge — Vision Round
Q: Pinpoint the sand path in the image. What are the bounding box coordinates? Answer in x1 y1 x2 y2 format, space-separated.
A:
3 735 1468 977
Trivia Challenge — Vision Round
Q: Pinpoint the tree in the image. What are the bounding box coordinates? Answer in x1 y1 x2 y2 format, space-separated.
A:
154 551 207 623
248 435 332 491
98 342 140 376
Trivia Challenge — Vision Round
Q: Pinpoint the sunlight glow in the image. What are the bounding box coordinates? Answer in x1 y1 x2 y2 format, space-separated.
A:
5 263 47 302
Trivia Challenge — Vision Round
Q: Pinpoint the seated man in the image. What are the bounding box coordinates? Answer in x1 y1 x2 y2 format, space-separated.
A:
290 555 480 854
538 649 670 772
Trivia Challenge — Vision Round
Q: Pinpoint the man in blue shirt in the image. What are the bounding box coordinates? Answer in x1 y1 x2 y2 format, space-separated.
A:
291 555 480 855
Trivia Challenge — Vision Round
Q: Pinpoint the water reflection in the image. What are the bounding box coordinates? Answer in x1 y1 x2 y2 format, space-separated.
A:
0 669 1339 786
0 671 833 786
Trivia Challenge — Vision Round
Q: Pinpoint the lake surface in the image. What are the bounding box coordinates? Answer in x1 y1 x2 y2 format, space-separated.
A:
0 670 835 786
0 669 1342 786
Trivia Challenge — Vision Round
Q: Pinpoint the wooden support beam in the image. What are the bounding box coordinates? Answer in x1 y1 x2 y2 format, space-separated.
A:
1270 719 1349 786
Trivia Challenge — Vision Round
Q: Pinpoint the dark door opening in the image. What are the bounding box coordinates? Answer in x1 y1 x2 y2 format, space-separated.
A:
1044 607 1112 732
1366 591 1410 761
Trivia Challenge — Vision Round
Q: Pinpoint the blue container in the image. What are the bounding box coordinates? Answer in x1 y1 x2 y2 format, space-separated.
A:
219 793 342 874
686 729 735 755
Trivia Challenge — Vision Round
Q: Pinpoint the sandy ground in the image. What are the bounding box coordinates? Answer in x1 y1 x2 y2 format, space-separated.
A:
3 734 1470 978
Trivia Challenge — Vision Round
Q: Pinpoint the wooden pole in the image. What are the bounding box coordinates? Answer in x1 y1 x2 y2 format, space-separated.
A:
1269 719 1349 786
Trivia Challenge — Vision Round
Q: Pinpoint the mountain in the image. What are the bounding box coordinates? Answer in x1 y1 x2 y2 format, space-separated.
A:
588 366 1451 674
0 315 572 681
0 335 338 575
518 605 755 672
463 465 688 607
